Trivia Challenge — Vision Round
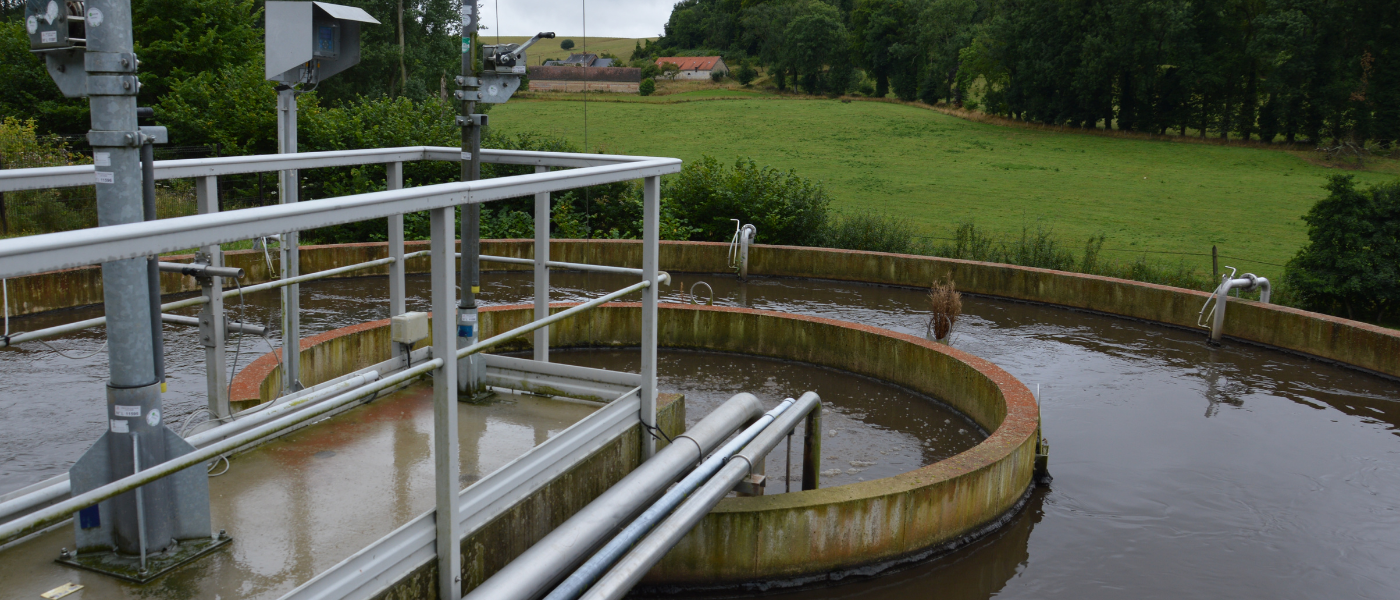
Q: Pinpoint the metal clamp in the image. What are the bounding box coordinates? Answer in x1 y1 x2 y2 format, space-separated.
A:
455 75 479 87
84 52 140 73
454 89 482 101
455 114 489 127
87 75 141 96
86 130 143 147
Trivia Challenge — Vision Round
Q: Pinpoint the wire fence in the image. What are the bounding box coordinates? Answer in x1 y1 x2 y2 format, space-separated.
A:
911 234 1287 268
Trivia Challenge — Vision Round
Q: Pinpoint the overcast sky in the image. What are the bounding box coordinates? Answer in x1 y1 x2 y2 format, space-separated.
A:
479 0 672 39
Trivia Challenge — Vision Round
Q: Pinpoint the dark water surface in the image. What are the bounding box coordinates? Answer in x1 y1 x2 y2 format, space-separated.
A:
2 270 1398 599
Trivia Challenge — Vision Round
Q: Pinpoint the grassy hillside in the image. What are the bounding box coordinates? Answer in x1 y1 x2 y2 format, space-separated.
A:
485 36 654 66
490 96 1399 275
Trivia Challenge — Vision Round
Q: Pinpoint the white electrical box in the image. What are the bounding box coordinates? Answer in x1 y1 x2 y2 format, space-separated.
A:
265 1 379 84
391 312 430 346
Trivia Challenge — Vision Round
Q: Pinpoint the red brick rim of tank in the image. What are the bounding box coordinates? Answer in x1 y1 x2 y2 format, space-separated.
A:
229 301 1040 505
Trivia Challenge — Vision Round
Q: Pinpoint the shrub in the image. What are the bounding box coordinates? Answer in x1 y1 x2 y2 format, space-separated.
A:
736 62 758 86
1285 175 1400 322
0 117 95 236
560 39 575 50
639 78 656 96
710 70 725 83
640 63 660 79
665 156 830 246
821 211 924 254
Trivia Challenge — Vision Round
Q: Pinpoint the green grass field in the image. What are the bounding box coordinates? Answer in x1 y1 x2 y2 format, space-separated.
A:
486 36 653 66
491 97 1399 275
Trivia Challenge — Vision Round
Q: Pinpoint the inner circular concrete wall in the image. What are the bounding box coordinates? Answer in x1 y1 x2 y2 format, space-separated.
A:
230 303 1040 590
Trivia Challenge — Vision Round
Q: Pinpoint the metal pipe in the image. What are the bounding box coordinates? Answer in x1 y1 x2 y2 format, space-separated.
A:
577 392 821 600
543 398 796 600
456 280 650 360
132 435 147 573
142 142 164 390
463 393 766 600
738 224 755 281
0 252 427 349
469 253 670 281
160 313 267 337
157 262 244 279
0 359 439 542
1205 271 1272 344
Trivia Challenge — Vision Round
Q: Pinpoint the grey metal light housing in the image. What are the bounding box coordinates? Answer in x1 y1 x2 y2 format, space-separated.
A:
265 1 380 85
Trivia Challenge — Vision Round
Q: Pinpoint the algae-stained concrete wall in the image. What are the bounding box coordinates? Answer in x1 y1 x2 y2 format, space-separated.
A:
230 303 1038 590
13 240 1395 379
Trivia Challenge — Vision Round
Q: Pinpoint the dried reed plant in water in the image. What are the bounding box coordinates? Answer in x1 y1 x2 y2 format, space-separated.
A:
927 278 962 341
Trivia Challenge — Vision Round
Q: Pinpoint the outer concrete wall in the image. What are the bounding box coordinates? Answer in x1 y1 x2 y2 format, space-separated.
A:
13 240 1392 381
230 303 1038 591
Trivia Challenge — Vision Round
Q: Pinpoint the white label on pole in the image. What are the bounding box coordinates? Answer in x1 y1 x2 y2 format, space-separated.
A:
40 30 56 43
114 405 140 417
146 408 160 427
94 171 114 184
488 85 499 96
110 419 129 433
86 7 102 27
512 65 526 74
93 152 110 166
461 152 471 160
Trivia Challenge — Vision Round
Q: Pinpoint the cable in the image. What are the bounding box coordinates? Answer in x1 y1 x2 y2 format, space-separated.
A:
225 278 246 404
37 338 108 360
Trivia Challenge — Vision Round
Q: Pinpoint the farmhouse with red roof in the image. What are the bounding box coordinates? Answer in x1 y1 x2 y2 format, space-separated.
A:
654 56 729 80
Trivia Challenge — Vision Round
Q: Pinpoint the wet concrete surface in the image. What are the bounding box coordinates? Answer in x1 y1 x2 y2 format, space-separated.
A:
0 383 597 599
2 270 1399 599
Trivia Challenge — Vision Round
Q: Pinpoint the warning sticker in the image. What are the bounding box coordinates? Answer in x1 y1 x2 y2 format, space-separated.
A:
114 404 141 417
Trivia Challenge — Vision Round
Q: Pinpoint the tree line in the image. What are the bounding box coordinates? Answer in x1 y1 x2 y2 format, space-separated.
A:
639 0 1399 146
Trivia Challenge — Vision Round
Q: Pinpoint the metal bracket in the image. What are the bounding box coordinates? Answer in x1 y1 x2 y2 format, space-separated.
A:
455 75 479 87
85 52 139 73
453 89 482 101
733 473 766 495
86 130 143 148
455 114 489 128
87 75 141 96
138 126 168 145
476 73 521 104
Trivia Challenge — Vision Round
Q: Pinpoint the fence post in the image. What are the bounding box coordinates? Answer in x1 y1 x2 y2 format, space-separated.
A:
195 176 229 418
430 205 461 600
387 162 405 318
640 175 660 459
534 165 549 362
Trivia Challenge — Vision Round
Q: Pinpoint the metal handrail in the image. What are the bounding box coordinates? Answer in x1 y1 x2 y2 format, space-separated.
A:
0 147 662 193
0 156 680 280
0 250 430 348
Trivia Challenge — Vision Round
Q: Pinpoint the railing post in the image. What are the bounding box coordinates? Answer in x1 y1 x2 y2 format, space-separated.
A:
277 87 302 393
801 403 822 491
387 162 406 317
533 165 549 362
430 205 461 600
640 175 660 459
195 176 229 418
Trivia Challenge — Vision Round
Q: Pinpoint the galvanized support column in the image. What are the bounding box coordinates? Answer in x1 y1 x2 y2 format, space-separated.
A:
277 87 302 392
533 165 550 362
387 162 406 317
801 403 822 491
639 175 660 458
429 206 461 600
195 176 229 419
456 1 485 399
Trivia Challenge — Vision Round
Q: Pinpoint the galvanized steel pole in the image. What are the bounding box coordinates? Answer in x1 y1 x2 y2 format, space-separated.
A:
278 86 302 393
431 205 462 600
639 176 660 458
534 165 550 362
196 176 230 418
83 0 171 556
457 0 485 399
387 162 406 317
